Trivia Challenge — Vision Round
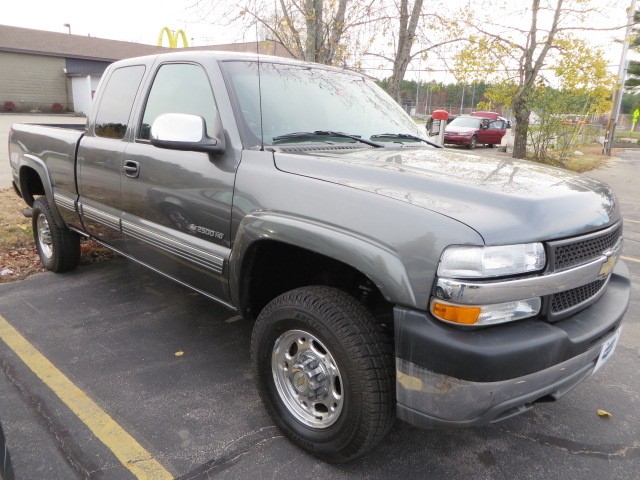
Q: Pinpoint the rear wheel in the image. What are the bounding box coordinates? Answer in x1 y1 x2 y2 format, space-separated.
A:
251 286 394 462
32 197 80 272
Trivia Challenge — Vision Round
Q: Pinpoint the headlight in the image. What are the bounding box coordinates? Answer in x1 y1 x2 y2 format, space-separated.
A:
437 243 545 278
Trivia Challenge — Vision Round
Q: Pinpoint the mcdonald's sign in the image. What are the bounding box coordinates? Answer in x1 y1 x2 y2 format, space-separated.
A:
157 27 189 48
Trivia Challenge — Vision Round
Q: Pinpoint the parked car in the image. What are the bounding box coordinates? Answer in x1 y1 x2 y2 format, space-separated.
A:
472 111 511 128
444 115 507 149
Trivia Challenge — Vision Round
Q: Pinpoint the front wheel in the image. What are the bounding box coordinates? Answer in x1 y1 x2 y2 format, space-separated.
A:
32 197 80 272
468 135 477 149
251 286 395 462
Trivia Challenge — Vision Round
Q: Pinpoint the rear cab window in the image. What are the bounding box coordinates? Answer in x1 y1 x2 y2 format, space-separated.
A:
94 66 146 139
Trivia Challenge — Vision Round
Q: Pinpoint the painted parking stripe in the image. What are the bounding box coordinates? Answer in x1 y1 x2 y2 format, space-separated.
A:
0 315 173 480
625 219 640 224
622 256 640 264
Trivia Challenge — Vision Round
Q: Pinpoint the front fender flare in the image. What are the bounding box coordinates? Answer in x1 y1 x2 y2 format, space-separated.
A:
229 212 417 309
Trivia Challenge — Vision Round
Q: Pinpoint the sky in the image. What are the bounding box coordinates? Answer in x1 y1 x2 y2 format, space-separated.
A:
1 0 242 47
1 0 632 82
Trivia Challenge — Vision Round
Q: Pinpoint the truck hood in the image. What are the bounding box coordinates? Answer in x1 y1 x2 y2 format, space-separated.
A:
273 147 620 245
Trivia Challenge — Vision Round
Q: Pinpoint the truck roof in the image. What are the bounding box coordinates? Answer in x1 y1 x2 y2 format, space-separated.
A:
110 50 367 78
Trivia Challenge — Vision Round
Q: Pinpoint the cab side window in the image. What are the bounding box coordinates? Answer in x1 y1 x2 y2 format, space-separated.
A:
139 63 220 140
94 65 145 139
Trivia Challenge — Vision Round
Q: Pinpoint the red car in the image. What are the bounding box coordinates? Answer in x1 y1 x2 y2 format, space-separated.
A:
444 115 507 149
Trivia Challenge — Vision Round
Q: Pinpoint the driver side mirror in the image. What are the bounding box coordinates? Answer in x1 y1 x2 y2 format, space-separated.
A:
150 113 225 154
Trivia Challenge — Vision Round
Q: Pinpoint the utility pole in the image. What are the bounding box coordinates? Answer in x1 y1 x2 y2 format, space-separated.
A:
415 54 422 116
604 0 636 155
63 23 71 34
470 83 476 111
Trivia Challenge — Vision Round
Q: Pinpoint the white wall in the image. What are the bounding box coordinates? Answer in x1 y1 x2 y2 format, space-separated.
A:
71 76 101 115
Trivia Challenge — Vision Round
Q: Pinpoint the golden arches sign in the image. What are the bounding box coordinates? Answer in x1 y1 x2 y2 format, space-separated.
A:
157 27 189 48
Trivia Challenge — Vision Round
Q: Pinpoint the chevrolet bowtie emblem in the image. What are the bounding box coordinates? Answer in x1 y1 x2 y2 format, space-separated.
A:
599 255 618 278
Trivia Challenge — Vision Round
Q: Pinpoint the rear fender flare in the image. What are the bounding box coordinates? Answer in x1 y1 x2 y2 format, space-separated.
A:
19 155 65 227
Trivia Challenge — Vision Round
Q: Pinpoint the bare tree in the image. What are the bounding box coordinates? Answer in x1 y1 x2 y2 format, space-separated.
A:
364 3 464 103
511 0 564 158
387 0 424 101
190 0 382 66
193 0 463 110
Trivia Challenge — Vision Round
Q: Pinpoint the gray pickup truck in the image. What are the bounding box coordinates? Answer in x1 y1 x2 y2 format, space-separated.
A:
9 51 630 462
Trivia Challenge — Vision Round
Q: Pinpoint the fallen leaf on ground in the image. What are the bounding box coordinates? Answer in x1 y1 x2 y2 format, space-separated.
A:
597 409 612 418
175 351 184 357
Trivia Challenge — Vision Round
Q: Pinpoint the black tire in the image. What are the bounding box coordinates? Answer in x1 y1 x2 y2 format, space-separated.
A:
487 143 495 148
468 135 477 149
32 197 80 272
0 420 15 480
251 286 395 462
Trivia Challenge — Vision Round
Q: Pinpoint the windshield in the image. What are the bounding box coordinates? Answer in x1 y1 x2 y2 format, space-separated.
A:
222 61 425 147
447 117 482 128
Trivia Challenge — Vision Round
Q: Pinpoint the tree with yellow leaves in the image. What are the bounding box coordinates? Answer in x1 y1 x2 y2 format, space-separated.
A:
451 0 620 159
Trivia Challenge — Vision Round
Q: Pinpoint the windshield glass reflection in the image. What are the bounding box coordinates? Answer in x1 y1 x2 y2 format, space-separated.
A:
222 61 425 147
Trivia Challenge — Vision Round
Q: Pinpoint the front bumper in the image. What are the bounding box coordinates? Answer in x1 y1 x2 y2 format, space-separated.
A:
394 261 630 428
444 135 472 146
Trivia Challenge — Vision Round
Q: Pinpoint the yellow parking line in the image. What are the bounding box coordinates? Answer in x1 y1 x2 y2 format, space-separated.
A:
622 256 640 264
0 315 173 480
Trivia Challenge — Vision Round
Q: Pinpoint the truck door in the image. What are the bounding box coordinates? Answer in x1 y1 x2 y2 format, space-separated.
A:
121 62 237 302
77 65 146 250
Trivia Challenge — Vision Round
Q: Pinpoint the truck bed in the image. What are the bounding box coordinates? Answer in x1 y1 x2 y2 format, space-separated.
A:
9 123 85 196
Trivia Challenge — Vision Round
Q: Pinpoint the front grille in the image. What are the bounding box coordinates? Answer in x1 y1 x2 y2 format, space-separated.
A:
554 226 622 271
550 279 607 313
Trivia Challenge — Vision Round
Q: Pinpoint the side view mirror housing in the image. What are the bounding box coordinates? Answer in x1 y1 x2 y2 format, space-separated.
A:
150 113 225 154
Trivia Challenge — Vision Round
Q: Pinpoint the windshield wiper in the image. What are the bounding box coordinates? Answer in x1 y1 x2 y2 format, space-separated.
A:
272 131 382 148
370 133 442 148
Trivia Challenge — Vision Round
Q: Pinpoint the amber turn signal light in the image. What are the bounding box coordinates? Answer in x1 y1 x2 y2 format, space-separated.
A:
431 302 481 325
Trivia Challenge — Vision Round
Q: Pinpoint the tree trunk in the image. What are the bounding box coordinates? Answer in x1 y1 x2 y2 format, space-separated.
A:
388 0 424 102
304 0 323 62
322 0 348 65
512 98 530 159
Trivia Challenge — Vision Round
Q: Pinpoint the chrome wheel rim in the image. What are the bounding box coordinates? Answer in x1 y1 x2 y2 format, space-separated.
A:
36 213 53 259
271 329 344 429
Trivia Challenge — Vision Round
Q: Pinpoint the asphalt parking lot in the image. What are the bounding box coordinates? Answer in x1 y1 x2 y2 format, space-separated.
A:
0 142 639 477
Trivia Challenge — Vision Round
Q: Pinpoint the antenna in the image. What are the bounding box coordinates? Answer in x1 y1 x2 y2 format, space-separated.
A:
255 7 265 151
